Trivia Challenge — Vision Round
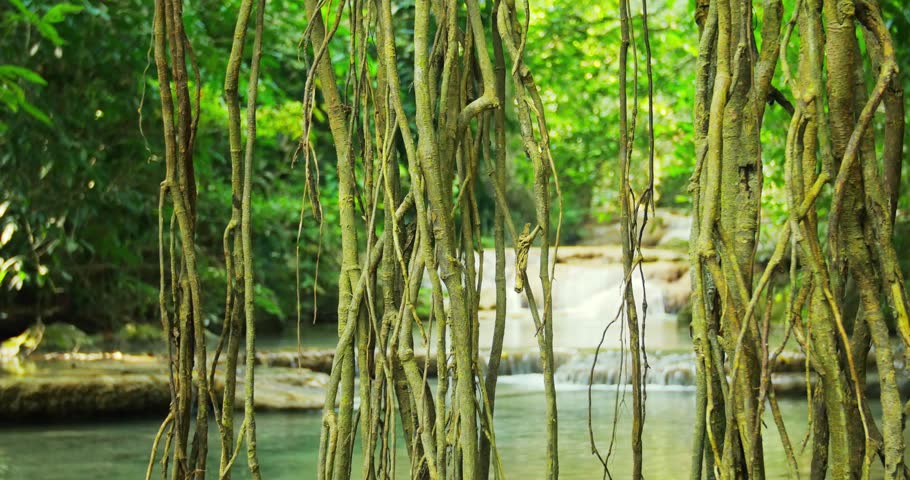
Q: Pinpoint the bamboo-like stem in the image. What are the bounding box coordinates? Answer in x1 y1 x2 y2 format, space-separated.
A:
618 0 644 475
477 5 509 477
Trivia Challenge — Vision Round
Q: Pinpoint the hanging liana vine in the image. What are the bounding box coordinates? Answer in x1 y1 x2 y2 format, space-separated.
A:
147 0 265 477
299 1 562 479
584 1 656 478
141 0 909 478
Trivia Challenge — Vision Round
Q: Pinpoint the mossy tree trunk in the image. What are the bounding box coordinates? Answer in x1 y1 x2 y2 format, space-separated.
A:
689 0 908 478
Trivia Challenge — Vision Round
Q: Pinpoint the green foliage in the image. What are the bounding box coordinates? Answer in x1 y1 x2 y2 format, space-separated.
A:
39 322 94 352
2 0 909 339
0 0 82 133
0 0 339 336
113 322 161 350
6 0 84 46
519 0 699 239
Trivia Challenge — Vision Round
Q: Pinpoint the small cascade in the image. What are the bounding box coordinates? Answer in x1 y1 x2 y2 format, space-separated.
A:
490 350 543 375
545 348 910 395
478 349 576 376
477 349 700 387
554 351 697 387
473 245 692 351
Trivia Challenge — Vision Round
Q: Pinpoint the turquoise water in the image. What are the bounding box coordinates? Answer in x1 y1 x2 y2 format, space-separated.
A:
0 376 894 478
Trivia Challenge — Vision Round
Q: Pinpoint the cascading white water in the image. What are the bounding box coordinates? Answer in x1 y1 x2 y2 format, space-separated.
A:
475 245 691 351
554 351 697 387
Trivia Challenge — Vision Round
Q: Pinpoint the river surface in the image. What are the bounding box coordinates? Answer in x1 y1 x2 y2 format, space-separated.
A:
0 373 898 479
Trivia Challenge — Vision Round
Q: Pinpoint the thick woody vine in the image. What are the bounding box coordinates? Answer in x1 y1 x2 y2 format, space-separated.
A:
689 0 908 479
143 0 910 479
301 1 562 478
148 0 265 477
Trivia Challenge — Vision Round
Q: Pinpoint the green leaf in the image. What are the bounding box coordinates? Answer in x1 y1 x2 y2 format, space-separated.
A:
6 0 39 23
19 99 52 126
0 65 47 86
0 86 21 111
6 1 81 45
35 21 65 45
41 3 83 24
0 81 25 108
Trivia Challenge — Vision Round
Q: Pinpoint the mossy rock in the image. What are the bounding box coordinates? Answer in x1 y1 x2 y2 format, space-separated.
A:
658 237 690 252
112 322 163 351
0 373 171 421
0 358 330 421
39 323 95 353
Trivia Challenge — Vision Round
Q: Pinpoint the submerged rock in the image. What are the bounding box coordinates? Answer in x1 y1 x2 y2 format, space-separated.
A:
254 350 334 372
215 366 327 411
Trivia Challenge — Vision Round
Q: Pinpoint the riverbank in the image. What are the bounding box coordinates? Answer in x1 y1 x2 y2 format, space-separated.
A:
3 344 907 422
0 352 328 422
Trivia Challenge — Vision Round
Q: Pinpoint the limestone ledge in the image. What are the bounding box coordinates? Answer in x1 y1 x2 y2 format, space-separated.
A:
0 355 328 421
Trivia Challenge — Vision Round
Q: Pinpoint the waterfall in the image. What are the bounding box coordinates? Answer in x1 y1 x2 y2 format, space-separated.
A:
554 351 697 387
474 245 691 352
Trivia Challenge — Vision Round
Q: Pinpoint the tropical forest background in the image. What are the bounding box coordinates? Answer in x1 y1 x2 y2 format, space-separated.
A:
2 0 910 344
